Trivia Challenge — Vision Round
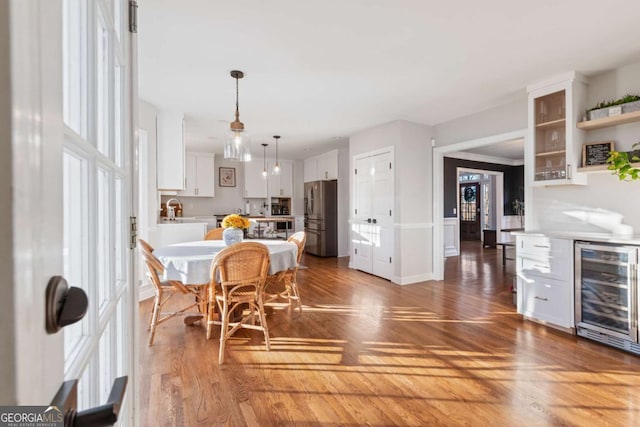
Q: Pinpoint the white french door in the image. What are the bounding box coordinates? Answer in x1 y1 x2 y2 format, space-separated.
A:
62 0 136 423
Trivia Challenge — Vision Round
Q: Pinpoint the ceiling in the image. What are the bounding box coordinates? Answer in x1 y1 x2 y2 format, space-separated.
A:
138 0 640 160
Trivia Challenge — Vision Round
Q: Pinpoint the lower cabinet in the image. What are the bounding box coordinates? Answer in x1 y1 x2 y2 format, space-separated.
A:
516 235 574 330
150 222 207 248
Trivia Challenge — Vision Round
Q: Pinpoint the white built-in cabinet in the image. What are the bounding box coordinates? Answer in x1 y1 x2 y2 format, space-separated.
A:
304 150 338 182
178 152 215 197
351 150 394 280
527 72 587 186
156 110 185 190
268 159 293 197
244 160 268 198
516 234 574 330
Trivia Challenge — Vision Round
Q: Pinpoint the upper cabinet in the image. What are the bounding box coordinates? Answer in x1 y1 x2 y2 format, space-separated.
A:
244 160 268 198
304 150 338 182
178 152 215 197
268 159 293 197
156 111 185 190
527 72 587 186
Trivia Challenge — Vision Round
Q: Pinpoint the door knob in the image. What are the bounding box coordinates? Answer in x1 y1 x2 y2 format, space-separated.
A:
46 276 88 334
366 218 372 223
372 219 377 224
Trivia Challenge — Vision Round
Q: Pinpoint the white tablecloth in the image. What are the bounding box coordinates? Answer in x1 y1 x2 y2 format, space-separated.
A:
153 240 298 284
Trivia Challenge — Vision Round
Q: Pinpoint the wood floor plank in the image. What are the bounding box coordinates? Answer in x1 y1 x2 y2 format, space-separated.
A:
139 242 640 426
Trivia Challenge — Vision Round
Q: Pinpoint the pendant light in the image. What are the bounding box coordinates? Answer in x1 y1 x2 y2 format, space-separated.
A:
261 143 268 179
224 70 252 161
272 135 281 175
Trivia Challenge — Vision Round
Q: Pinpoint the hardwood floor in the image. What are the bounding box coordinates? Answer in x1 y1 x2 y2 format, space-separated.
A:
139 241 640 426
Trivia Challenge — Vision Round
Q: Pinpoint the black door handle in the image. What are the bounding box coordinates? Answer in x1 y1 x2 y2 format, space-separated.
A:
51 376 128 427
366 218 372 223
74 377 128 427
372 219 377 224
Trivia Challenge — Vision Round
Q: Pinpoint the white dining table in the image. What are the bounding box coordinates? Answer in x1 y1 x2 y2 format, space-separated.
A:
153 239 298 284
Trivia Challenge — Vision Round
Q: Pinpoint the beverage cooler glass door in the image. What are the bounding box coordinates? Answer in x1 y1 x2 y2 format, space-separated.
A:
575 242 638 342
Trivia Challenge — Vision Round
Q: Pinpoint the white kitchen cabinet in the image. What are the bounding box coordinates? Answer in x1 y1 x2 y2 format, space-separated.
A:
268 159 293 197
304 150 338 182
156 110 185 190
527 72 587 186
178 152 215 197
244 159 267 198
351 150 394 280
516 234 574 329
152 222 207 247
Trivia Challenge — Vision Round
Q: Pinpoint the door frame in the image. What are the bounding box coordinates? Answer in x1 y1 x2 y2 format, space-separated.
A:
432 129 528 280
455 167 504 253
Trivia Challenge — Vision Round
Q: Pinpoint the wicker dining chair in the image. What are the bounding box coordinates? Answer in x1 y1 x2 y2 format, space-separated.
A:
141 248 206 346
266 231 306 314
206 242 271 364
138 238 154 255
204 227 224 240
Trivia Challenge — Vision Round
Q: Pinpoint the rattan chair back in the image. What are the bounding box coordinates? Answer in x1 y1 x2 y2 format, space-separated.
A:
204 227 224 240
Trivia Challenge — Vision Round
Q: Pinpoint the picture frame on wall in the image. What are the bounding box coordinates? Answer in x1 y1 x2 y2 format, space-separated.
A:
219 167 236 187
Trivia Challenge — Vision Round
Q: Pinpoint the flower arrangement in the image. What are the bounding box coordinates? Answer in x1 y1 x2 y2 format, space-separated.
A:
221 214 250 229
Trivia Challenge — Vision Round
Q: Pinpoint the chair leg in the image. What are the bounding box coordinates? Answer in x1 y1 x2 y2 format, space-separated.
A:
290 279 303 314
148 296 161 346
218 301 229 364
256 296 270 351
206 287 216 340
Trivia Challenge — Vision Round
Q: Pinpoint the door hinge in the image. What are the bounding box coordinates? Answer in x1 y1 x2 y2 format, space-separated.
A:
389 209 392 216
130 216 137 249
355 248 358 255
355 208 357 215
389 162 392 169
389 257 392 263
129 1 138 33
354 168 357 175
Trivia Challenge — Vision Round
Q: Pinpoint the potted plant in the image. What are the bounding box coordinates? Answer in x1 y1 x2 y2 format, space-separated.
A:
586 94 640 121
606 142 640 181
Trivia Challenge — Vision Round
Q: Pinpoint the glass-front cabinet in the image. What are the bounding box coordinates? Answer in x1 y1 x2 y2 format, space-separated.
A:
527 72 588 186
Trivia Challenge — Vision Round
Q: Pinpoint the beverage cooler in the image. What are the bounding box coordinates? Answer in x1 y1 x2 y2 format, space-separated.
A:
575 241 640 355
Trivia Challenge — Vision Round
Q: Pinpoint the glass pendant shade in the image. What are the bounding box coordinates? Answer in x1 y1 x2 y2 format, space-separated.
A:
271 135 281 175
224 130 251 161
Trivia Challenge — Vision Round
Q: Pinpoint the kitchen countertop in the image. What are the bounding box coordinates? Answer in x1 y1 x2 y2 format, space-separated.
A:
511 230 640 245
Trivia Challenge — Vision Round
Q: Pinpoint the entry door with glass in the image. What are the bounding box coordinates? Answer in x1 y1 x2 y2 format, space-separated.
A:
459 183 481 240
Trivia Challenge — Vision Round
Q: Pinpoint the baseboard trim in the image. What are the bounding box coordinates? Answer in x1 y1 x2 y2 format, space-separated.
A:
392 273 434 285
139 283 155 302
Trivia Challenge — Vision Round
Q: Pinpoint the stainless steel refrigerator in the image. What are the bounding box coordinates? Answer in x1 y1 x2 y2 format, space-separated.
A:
304 180 337 257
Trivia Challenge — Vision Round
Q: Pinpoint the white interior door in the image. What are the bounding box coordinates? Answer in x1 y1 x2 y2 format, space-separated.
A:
371 152 394 279
352 156 373 271
6 0 136 422
8 0 66 405
351 150 394 280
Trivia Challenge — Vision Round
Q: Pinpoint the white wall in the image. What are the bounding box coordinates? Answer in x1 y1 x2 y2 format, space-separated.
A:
0 0 15 403
349 120 434 284
434 96 527 147
531 61 640 234
337 145 350 256
139 100 159 224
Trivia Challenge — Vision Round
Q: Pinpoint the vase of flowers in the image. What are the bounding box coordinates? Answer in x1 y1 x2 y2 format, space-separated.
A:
221 214 250 246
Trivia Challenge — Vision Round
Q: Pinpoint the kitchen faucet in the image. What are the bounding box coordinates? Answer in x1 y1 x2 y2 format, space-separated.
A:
166 198 182 220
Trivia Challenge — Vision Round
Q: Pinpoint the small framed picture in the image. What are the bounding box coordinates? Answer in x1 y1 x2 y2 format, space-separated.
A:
219 167 236 187
582 141 614 167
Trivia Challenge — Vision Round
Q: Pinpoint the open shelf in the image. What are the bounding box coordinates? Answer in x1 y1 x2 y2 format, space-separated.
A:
535 150 566 157
578 162 640 174
577 110 640 130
